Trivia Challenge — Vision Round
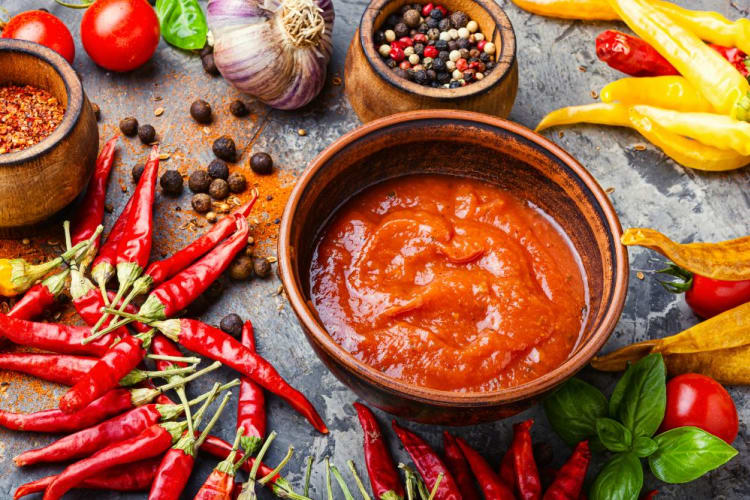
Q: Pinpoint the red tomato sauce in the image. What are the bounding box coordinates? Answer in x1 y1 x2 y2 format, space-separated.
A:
309 175 588 392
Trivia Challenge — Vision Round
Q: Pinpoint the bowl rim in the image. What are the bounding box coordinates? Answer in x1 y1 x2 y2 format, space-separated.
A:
279 110 628 406
0 38 83 166
359 0 516 100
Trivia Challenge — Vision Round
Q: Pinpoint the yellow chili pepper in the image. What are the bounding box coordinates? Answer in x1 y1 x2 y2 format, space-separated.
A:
650 0 750 55
631 105 750 156
509 0 617 20
628 109 750 172
621 228 750 281
535 103 630 131
662 346 750 385
607 0 750 121
601 76 714 113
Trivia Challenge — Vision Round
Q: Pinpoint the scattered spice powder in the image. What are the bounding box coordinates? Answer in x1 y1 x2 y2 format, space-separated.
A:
0 85 65 154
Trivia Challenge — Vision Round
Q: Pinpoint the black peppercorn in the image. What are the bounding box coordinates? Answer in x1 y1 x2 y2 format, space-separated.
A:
131 164 144 183
438 18 451 31
414 43 424 56
138 124 156 144
207 159 229 179
429 8 443 19
227 172 247 193
393 68 409 80
394 22 409 38
208 178 230 200
386 59 398 69
189 99 212 124
426 69 437 81
430 81 440 88
485 61 496 71
426 17 439 29
375 31 386 44
219 313 244 337
450 10 469 28
119 117 138 137
188 169 212 193
229 100 249 117
417 23 429 33
212 136 236 162
435 39 448 51
201 53 220 76
403 9 421 28
253 257 272 278
447 40 458 51
457 38 471 50
192 193 212 213
480 52 491 63
229 255 254 281
160 170 183 196
400 4 412 14
432 58 446 72
249 152 273 175
386 14 400 28
437 71 451 84
449 81 461 88
413 70 428 85
438 50 450 61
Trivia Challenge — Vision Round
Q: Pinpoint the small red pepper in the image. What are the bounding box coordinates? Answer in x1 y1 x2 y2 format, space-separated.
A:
392 420 461 500
14 458 160 499
195 429 247 500
0 314 115 357
43 420 186 500
90 190 136 299
512 420 542 500
70 136 119 247
442 432 481 500
498 444 515 489
454 435 515 500
542 441 590 500
354 403 404 500
59 330 154 414
7 270 69 321
0 352 97 386
151 332 188 371
71 269 150 334
237 321 266 455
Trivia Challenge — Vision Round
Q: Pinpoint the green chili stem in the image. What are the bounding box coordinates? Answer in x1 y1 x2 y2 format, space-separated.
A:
147 354 201 364
195 389 231 448
347 460 372 500
259 446 295 485
427 473 443 500
325 457 334 500
304 455 313 497
330 463 355 500
250 431 278 480
157 361 221 392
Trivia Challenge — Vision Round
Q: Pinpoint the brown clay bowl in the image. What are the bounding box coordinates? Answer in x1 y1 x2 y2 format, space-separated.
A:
0 38 98 236
279 110 628 425
345 0 518 123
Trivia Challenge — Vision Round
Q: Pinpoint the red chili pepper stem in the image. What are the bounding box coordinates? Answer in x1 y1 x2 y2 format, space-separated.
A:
237 431 293 500
119 364 197 387
347 460 373 500
398 464 416 500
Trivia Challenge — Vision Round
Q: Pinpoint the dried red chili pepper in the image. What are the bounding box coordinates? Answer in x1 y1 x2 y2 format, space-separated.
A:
14 458 160 499
454 435 515 500
114 316 328 433
7 270 70 320
542 441 590 500
237 320 266 455
391 421 461 500
498 446 515 489
512 420 542 500
442 432 481 500
353 403 404 500
43 420 186 500
0 314 115 356
70 136 119 248
59 330 155 414
90 191 135 300
0 352 97 386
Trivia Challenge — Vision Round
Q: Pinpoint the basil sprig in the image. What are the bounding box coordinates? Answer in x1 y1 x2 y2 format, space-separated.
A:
155 0 208 51
543 354 738 500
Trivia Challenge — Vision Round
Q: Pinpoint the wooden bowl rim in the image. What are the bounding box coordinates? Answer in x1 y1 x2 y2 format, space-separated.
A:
359 0 516 100
0 38 83 167
279 110 629 406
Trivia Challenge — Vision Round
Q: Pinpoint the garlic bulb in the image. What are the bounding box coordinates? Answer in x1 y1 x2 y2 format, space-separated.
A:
207 0 334 110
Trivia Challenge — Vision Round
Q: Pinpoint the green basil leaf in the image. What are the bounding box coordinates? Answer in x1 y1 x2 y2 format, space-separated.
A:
544 378 608 446
614 353 666 438
596 417 632 452
632 436 658 458
590 452 643 500
609 359 634 417
649 427 738 484
155 0 208 51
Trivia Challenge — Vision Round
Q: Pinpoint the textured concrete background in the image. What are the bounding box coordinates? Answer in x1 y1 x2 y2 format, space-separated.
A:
1 0 748 498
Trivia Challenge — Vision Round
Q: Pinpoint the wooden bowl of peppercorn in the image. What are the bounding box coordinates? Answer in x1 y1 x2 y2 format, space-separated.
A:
345 0 517 122
0 38 99 236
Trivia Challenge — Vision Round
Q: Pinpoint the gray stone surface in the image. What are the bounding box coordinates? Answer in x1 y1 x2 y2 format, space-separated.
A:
1 0 748 498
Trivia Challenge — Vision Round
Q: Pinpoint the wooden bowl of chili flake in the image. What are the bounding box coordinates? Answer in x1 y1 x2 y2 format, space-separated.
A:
0 38 98 235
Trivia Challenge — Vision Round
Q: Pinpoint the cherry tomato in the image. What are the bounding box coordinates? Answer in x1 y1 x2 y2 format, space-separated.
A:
660 374 738 444
2 10 75 64
686 274 750 319
80 0 160 72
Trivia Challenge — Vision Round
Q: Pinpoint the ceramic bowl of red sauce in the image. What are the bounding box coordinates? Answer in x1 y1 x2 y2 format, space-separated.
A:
279 110 628 425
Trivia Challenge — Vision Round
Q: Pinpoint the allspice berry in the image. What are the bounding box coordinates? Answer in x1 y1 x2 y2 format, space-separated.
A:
207 159 229 180
208 178 230 200
229 255 254 280
190 100 212 124
253 257 272 278
229 100 249 117
202 53 219 76
119 117 138 137
227 172 247 193
212 136 236 162
131 164 144 183
188 170 212 193
191 193 212 213
219 313 243 337
160 170 183 196
138 124 156 144
250 152 273 175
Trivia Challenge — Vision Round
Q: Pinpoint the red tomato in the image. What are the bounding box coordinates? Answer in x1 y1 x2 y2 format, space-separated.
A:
2 10 75 64
660 374 738 444
80 0 160 72
686 274 750 319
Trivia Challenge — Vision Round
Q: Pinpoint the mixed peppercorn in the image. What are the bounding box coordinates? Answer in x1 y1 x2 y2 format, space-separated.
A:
0 84 65 154
374 3 497 88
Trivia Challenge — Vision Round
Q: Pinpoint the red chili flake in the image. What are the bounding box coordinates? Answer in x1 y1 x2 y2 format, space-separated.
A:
0 85 65 154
